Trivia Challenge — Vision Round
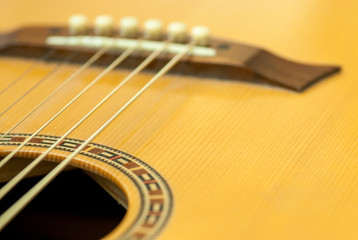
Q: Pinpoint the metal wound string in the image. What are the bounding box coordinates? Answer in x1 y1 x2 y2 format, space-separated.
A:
0 42 168 200
0 50 77 117
0 42 193 230
0 44 137 170
0 47 109 142
0 49 56 96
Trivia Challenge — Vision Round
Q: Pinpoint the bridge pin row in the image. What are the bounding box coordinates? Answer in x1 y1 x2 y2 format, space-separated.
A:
68 14 210 46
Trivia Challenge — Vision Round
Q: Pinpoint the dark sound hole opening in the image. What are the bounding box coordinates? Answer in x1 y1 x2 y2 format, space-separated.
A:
0 169 126 240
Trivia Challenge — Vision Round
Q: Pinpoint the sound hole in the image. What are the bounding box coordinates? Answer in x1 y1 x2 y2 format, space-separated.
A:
0 169 126 240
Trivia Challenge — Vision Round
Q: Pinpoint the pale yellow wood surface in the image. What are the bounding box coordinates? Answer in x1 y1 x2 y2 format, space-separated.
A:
0 0 357 239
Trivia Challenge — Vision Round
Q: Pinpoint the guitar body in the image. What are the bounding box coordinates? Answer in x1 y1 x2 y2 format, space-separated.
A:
0 0 357 239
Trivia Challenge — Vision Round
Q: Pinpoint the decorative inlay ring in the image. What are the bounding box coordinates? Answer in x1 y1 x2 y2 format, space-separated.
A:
0 133 173 239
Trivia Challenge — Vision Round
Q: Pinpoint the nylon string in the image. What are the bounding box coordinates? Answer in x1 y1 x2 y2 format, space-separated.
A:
0 44 136 170
0 47 109 142
0 49 56 96
0 50 78 117
0 41 193 230
0 42 168 200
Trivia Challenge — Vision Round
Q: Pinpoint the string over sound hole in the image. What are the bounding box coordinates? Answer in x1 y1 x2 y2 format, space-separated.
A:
0 169 126 240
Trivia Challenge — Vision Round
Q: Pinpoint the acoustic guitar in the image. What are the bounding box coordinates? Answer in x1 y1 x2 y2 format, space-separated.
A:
0 0 357 239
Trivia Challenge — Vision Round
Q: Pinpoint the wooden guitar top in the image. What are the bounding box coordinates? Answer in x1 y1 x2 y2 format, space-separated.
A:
0 0 357 239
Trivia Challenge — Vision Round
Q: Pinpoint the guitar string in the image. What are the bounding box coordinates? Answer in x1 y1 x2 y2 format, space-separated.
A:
0 44 137 170
0 49 56 96
0 47 109 142
0 50 77 118
0 42 168 200
0 41 193 230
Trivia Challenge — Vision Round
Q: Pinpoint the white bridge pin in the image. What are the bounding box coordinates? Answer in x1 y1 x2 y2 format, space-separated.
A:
68 14 89 35
167 22 187 43
143 19 163 40
191 26 211 46
119 17 139 38
94 15 114 36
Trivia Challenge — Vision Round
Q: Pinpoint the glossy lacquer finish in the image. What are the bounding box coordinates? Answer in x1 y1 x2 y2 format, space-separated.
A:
0 0 357 239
